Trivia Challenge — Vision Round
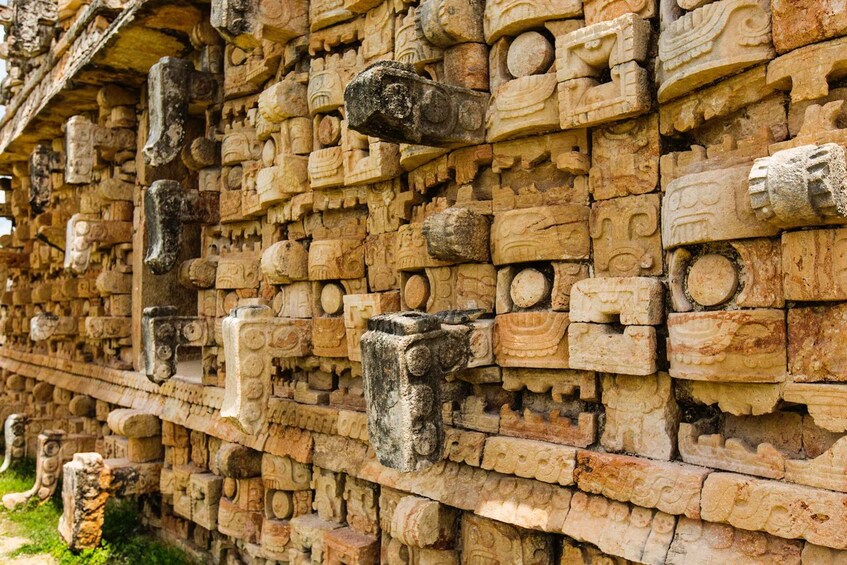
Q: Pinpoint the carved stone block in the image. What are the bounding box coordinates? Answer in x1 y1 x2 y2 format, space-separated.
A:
570 277 663 325
0 414 27 473
481 436 576 486
767 36 847 102
343 292 401 362
569 323 657 375
461 513 554 564
701 473 847 549
788 304 847 382
602 373 679 460
360 312 470 471
308 239 365 280
492 205 590 265
657 0 774 102
590 194 662 277
141 306 214 384
483 0 581 43
667 518 803 565
390 495 456 549
589 114 659 199
64 214 133 275
668 310 787 383
143 57 217 167
345 61 489 148
662 165 779 249
221 305 311 434
494 311 570 369
64 115 134 184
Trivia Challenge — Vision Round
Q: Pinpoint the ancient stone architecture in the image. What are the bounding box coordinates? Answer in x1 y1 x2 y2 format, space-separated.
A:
0 0 845 562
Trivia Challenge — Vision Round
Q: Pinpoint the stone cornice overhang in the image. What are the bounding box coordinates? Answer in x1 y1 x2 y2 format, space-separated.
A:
0 0 202 170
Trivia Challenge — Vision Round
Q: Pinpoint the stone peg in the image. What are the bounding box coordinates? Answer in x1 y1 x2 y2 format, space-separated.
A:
344 61 489 148
143 57 218 167
141 306 214 384
0 414 27 474
422 207 491 263
144 179 219 274
361 311 473 472
107 409 161 438
29 143 60 215
749 143 847 228
211 0 308 50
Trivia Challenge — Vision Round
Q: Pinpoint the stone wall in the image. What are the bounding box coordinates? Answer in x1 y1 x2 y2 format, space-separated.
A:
0 0 845 562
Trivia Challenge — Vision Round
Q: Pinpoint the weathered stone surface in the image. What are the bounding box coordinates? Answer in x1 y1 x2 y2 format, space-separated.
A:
481 436 576 486
701 473 847 549
141 306 214 384
668 310 787 383
58 453 111 551
657 0 774 102
749 143 847 229
345 62 489 148
667 518 803 564
422 208 490 264
771 0 847 52
590 194 663 277
360 312 470 472
602 373 679 460
570 277 663 325
783 228 847 301
575 451 710 518
788 305 847 382
0 414 27 473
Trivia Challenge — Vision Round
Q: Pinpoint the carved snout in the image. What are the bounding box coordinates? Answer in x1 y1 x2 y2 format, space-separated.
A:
344 61 488 148
144 180 185 275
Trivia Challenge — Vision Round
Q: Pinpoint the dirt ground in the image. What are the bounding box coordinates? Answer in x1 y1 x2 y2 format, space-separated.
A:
0 514 56 565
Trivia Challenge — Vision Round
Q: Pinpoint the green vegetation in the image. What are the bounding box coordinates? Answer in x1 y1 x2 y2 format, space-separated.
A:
0 460 196 565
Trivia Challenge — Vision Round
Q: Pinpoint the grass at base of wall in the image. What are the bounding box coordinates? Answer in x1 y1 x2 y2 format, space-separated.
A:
0 460 196 565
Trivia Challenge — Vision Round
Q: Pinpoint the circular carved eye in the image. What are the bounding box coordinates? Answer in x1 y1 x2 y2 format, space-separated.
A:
404 274 430 311
413 422 438 456
687 254 738 307
405 345 432 377
383 82 412 120
422 89 450 124
320 283 345 315
510 268 550 309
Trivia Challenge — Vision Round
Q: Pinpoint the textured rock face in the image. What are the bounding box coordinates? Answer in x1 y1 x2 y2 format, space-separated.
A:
4 0 847 562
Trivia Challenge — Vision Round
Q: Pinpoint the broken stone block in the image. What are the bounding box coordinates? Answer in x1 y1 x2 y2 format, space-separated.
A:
601 373 679 460
144 179 219 274
657 0 774 102
141 306 214 384
562 492 675 565
345 61 489 148
261 240 309 285
782 228 847 301
324 527 379 564
678 420 786 479
389 496 457 550
222 305 311 434
589 114 660 199
748 143 847 229
668 310 787 383
189 473 223 531
360 312 471 472
58 453 111 551
771 0 847 53
143 57 218 167
422 208 490 264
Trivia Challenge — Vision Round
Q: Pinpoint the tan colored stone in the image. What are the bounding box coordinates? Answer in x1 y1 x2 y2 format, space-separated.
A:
483 0 582 43
788 305 847 382
562 492 676 565
569 323 657 375
494 312 570 369
783 228 847 301
481 436 576 486
570 277 663 325
668 310 787 383
679 421 786 479
687 254 738 307
460 512 555 563
768 36 847 103
575 450 709 518
771 0 847 53
590 194 663 277
667 518 803 565
701 473 847 549
589 114 659 200
602 373 679 460
491 205 590 265
657 0 774 102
